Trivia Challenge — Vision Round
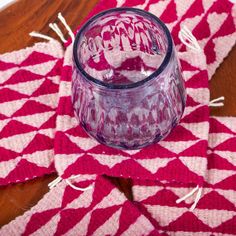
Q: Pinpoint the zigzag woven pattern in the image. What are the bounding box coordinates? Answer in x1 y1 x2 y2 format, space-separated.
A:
132 117 236 235
0 40 63 185
0 175 159 236
1 117 235 235
54 47 210 185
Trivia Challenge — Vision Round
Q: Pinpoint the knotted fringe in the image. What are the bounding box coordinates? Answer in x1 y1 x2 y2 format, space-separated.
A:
29 12 74 43
176 185 203 211
48 175 93 191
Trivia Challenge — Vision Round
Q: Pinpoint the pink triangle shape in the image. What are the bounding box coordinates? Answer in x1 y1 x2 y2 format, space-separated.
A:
46 59 63 77
22 133 53 154
164 212 211 231
164 125 198 141
208 152 236 171
193 15 211 40
0 120 37 138
54 131 84 154
198 190 235 211
160 0 178 23
32 78 58 96
23 208 60 236
214 215 236 234
156 159 201 183
185 71 209 89
179 140 207 156
214 174 236 191
182 106 209 123
0 146 19 161
215 138 236 152
0 60 17 71
40 113 56 129
0 87 28 102
4 69 42 85
12 100 52 117
88 205 122 235
210 118 234 134
20 51 56 67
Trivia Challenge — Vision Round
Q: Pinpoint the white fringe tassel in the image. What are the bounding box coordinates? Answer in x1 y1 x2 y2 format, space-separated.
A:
48 175 93 191
29 31 54 41
179 26 201 52
49 23 67 43
176 185 203 211
58 12 75 42
30 12 74 43
209 96 225 107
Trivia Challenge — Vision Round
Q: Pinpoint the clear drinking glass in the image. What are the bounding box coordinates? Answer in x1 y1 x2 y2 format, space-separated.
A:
72 8 186 150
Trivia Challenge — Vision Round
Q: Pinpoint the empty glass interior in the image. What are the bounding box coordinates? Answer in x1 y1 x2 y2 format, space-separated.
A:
77 10 168 85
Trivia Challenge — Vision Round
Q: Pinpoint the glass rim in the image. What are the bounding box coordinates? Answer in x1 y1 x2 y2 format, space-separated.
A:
73 7 173 90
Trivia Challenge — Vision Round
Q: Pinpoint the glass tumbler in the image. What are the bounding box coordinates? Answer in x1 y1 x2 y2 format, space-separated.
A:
72 8 186 150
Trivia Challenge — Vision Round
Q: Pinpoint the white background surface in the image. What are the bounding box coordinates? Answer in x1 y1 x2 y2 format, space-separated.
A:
0 0 235 10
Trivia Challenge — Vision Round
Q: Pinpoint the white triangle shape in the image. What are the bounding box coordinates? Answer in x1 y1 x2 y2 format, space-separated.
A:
0 99 26 117
90 153 129 168
166 21 178 32
122 149 141 155
0 47 35 64
213 117 236 133
148 0 171 18
215 150 236 166
146 205 187 227
175 0 195 19
67 186 94 209
22 150 53 168
182 70 199 82
15 111 55 128
33 94 58 109
207 13 227 35
0 156 21 178
208 133 234 149
67 135 98 151
202 0 214 12
159 140 198 154
68 212 91 236
179 156 207 176
6 79 44 96
137 158 175 174
93 208 122 236
194 208 236 228
181 122 209 139
0 67 19 84
182 105 201 117
34 41 63 59
57 115 77 132
31 214 60 236
47 75 60 85
0 131 37 153
22 60 57 76
116 0 126 7
123 215 155 235
207 169 236 185
95 188 126 209
55 153 83 175
187 88 209 104
38 128 54 139
217 189 236 206
0 119 10 132
133 185 163 201
181 15 202 32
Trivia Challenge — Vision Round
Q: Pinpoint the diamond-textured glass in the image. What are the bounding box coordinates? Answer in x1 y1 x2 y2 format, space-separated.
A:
72 8 186 150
